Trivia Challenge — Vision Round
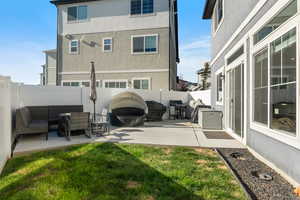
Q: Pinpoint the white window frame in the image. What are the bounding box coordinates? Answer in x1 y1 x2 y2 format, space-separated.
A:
67 5 89 23
80 80 91 88
130 0 155 16
131 34 159 54
102 38 113 53
132 77 151 90
103 80 128 89
248 0 300 149
69 40 79 54
215 67 224 105
62 80 81 87
212 0 224 36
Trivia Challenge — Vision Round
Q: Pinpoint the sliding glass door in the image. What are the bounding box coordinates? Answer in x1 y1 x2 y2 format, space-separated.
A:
227 64 244 137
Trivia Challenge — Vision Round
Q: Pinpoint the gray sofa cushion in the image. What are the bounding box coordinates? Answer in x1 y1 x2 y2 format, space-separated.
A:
20 107 31 127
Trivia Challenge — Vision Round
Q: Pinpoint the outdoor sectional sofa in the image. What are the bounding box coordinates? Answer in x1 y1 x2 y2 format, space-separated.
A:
15 105 84 141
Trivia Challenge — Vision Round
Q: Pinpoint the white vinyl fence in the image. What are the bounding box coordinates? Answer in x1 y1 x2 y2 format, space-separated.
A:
0 76 12 173
0 76 211 174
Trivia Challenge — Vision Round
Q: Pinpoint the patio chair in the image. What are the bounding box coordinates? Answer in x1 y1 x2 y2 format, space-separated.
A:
92 108 111 135
59 112 91 141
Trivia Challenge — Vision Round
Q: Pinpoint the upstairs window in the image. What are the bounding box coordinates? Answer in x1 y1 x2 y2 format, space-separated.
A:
213 0 223 32
131 0 154 15
103 38 113 52
254 0 297 44
132 35 158 54
69 40 79 54
68 5 88 22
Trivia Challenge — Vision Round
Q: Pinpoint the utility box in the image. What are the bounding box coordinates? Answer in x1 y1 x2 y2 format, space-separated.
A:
198 109 223 130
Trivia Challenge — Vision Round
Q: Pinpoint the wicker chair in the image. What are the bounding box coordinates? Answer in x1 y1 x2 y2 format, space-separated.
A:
59 112 91 141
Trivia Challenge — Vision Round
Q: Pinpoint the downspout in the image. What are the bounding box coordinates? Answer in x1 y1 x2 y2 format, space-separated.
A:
56 7 59 86
168 0 171 91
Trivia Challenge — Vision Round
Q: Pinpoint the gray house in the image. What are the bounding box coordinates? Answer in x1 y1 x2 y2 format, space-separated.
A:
203 0 299 186
50 0 179 90
40 49 57 86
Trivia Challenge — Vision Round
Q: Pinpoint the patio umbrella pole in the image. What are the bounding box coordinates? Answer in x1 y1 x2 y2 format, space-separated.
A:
90 61 97 123
94 100 96 122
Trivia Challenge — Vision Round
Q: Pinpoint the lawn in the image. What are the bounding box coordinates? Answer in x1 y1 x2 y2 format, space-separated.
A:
0 143 247 200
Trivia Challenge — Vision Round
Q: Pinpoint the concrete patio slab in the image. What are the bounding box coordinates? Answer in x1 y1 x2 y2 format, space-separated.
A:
14 120 245 155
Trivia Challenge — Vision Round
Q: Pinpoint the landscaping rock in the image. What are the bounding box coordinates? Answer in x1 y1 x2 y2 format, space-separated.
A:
218 149 300 200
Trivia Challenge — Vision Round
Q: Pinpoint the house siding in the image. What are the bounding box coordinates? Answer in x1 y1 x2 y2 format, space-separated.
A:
211 0 259 58
58 27 173 89
57 0 170 36
209 0 300 184
55 0 178 90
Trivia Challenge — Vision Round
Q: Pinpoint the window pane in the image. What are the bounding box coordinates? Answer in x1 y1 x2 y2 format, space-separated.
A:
78 6 87 20
104 39 111 45
271 38 282 85
71 82 79 87
63 82 71 86
109 82 115 88
104 45 111 51
82 82 90 87
254 49 268 125
254 0 297 44
71 41 77 47
133 37 144 53
134 80 140 89
282 28 296 83
217 74 223 102
271 83 296 135
142 80 149 89
131 0 142 15
68 7 77 21
254 88 268 125
143 0 154 14
105 82 109 88
227 46 244 65
120 82 127 88
145 36 157 52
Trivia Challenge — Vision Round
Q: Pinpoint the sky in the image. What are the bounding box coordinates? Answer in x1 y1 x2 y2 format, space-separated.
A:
0 0 211 84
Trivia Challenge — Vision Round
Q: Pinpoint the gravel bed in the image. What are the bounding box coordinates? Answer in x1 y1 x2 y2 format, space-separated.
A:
217 148 300 200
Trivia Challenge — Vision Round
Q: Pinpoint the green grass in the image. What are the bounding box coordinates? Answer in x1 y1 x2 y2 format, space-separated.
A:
0 143 247 200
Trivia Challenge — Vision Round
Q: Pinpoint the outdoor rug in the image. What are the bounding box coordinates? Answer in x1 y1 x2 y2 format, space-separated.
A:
203 131 234 140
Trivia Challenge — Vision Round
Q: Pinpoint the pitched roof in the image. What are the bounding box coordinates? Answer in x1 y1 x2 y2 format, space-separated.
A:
202 0 216 19
50 0 100 6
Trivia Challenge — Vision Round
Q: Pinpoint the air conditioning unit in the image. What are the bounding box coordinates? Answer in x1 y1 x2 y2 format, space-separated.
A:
198 109 223 130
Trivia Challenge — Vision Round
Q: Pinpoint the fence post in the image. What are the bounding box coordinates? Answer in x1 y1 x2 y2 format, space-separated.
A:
0 76 12 173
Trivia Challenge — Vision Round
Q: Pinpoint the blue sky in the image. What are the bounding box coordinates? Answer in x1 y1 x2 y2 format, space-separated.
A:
0 0 211 84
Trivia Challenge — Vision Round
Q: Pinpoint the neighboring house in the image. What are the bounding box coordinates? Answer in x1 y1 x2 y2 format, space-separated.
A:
40 49 57 86
50 0 179 90
203 0 299 185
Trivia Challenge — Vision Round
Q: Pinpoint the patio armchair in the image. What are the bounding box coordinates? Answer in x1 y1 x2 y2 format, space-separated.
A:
15 107 49 140
59 112 92 141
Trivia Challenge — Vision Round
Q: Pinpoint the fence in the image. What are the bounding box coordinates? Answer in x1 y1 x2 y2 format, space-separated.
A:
0 76 211 173
0 76 12 173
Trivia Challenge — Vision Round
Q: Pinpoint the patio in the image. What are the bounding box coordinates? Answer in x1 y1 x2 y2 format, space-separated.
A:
14 120 245 156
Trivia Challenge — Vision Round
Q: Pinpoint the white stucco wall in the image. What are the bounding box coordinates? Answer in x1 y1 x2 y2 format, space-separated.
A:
0 76 12 173
58 0 170 35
